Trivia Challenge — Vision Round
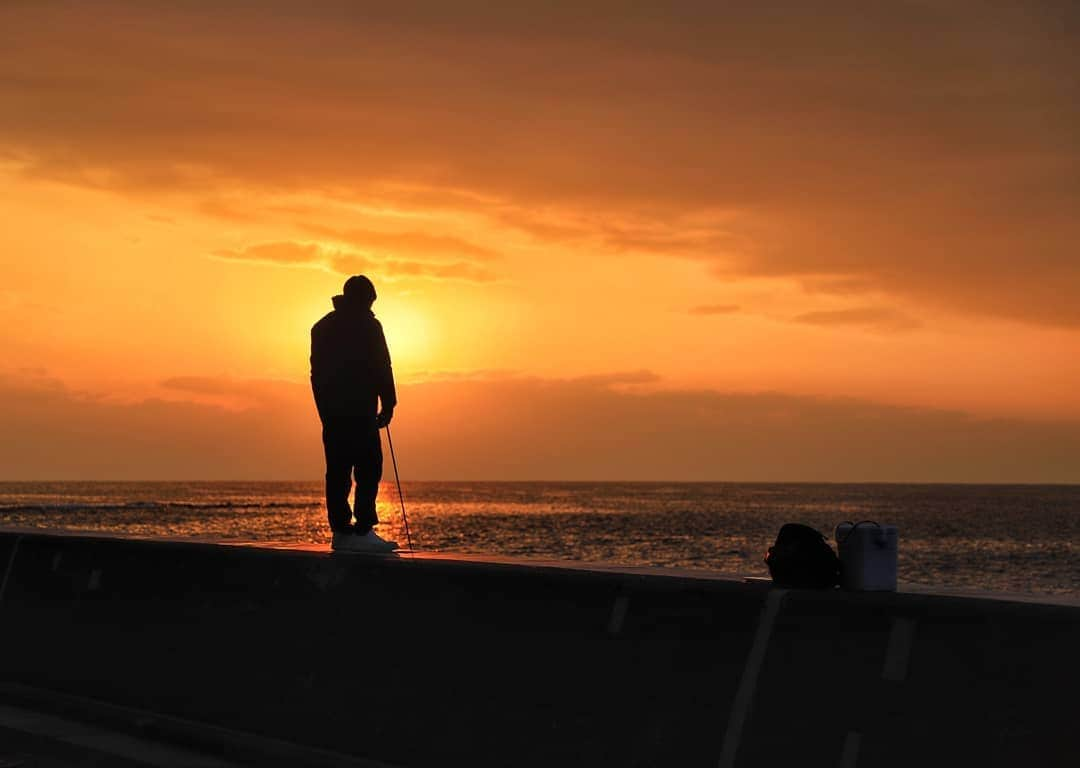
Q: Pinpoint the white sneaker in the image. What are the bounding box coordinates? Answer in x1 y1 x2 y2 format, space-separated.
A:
332 529 397 553
360 529 398 552
331 530 356 552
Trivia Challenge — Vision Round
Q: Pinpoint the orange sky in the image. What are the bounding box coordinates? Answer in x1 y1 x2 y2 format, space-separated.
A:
1 1 1078 481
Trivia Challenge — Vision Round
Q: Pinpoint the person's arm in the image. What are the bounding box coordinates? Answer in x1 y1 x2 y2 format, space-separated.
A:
310 326 329 422
374 320 397 426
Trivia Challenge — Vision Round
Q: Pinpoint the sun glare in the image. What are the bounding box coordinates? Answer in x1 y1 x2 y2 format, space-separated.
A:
375 299 433 373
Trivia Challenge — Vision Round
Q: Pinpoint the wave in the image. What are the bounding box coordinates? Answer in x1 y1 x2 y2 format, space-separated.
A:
0 500 312 514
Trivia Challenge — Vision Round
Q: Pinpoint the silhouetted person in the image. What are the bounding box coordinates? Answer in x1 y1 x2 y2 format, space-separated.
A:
310 275 398 552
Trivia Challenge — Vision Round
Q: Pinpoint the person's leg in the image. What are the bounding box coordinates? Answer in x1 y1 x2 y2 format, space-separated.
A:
322 426 354 532
352 427 383 534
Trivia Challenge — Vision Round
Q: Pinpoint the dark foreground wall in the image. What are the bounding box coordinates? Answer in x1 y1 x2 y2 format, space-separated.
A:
0 530 1075 767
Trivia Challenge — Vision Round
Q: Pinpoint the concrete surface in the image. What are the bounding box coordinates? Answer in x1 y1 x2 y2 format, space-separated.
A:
0 529 1076 767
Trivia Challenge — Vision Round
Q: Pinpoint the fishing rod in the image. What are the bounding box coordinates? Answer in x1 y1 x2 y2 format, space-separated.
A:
385 423 413 551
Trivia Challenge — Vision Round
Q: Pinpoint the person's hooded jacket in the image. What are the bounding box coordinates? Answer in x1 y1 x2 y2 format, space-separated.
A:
310 293 397 426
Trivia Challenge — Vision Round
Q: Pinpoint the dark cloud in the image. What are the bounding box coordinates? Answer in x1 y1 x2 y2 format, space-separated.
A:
1 1 1077 323
599 223 741 259
792 307 921 333
1 371 1078 482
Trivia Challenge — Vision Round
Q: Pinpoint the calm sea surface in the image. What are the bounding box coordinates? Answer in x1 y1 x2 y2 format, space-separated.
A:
1 481 1077 596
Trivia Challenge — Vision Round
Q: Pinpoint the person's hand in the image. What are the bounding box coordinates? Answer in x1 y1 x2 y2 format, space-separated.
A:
375 406 394 429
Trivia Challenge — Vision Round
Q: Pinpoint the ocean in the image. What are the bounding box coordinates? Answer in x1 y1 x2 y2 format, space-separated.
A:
0 481 1077 596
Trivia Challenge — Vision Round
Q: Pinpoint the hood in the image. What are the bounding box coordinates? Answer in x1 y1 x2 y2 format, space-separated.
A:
331 294 373 315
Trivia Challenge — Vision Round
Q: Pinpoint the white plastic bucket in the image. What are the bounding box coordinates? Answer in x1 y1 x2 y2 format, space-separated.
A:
835 522 898 591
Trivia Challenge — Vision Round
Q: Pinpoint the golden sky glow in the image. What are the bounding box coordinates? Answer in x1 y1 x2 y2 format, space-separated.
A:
1 2 1078 480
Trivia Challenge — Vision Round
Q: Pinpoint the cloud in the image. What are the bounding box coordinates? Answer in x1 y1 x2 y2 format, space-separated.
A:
328 255 496 283
567 370 661 386
0 2 1077 324
159 376 301 409
213 242 322 266
599 221 742 259
792 307 921 333
303 225 500 262
408 368 517 384
0 372 321 481
689 304 740 316
1 371 1078 482
198 199 259 222
212 241 497 282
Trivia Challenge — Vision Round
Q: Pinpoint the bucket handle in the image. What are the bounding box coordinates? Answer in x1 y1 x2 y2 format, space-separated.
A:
835 519 880 544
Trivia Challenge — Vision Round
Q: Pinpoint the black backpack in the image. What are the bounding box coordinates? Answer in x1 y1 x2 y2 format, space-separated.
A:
764 523 840 589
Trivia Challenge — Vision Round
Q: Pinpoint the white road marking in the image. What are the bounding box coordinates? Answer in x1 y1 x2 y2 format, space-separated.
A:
607 595 629 634
0 704 237 767
839 730 861 768
717 588 787 768
0 536 21 603
882 618 916 682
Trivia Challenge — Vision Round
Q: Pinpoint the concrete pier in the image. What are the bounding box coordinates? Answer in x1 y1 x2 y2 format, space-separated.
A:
0 529 1076 767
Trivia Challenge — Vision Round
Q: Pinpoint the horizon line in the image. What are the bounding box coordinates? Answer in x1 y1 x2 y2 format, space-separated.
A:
1 478 1078 487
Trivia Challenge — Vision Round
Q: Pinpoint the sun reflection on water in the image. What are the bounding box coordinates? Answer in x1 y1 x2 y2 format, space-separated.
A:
0 481 1077 596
